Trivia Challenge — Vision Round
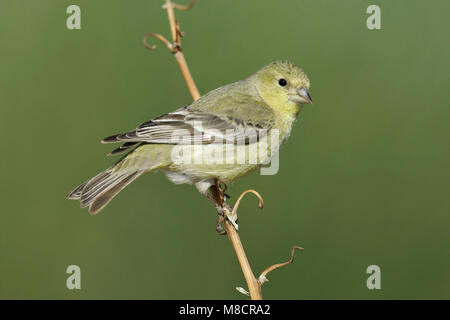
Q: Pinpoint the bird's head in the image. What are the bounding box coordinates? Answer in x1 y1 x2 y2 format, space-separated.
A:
252 60 312 116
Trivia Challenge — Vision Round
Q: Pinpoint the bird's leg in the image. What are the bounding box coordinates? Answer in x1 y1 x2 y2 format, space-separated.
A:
204 191 227 235
205 192 224 214
206 179 235 235
212 178 234 215
216 178 231 200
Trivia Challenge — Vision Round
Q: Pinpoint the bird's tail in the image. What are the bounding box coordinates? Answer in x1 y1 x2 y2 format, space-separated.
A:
67 168 143 214
67 145 171 214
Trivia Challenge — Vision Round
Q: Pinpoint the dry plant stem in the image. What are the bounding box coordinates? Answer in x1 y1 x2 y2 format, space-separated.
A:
163 0 195 11
164 0 200 100
165 0 178 42
224 219 262 300
144 0 200 101
211 184 262 300
174 51 200 101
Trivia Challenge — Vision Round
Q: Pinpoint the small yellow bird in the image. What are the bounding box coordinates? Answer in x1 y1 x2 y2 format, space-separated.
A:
67 60 312 214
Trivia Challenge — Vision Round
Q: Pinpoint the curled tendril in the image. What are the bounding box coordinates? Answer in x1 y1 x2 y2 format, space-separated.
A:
142 33 173 51
258 246 304 285
230 189 264 218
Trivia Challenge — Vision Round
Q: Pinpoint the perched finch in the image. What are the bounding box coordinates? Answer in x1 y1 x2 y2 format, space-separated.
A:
67 60 312 214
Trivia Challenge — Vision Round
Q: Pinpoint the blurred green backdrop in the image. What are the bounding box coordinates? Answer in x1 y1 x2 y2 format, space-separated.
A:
0 0 449 299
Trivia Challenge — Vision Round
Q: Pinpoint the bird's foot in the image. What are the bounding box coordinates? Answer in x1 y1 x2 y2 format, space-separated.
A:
207 179 239 234
216 214 226 235
214 202 237 235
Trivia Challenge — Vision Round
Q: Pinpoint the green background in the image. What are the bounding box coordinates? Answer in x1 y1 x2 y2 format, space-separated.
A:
1 0 449 299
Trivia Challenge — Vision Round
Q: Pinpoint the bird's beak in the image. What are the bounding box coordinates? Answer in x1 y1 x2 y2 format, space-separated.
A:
297 87 312 104
288 87 312 104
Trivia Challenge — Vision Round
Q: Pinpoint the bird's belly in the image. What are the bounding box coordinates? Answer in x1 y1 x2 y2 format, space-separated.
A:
182 162 259 183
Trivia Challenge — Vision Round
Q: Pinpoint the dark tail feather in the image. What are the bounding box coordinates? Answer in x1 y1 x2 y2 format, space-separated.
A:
66 168 143 214
87 171 142 214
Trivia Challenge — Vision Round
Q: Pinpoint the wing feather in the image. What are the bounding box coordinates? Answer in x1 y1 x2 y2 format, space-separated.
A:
101 106 269 153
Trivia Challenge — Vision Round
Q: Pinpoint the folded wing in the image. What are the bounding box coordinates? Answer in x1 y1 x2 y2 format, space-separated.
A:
102 106 270 155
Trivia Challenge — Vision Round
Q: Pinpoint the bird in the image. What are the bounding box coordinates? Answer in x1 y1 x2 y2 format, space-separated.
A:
67 60 312 214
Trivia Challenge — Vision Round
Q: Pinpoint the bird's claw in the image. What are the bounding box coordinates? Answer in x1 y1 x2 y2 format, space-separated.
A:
216 215 227 235
208 179 239 233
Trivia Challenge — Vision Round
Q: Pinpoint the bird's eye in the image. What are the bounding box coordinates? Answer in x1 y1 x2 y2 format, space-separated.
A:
278 78 287 87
